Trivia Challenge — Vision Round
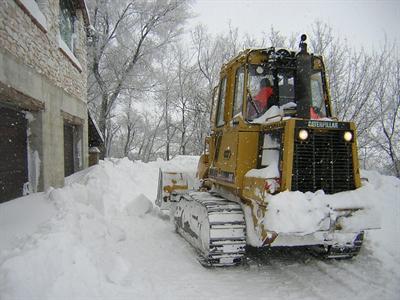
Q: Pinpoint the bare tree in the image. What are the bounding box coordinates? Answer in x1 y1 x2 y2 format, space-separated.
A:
142 110 165 162
372 50 400 177
104 118 120 157
87 0 190 155
268 26 286 48
309 22 380 162
121 100 141 157
153 47 180 160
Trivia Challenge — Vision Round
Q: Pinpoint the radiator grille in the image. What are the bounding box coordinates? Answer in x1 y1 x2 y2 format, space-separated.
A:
292 129 355 194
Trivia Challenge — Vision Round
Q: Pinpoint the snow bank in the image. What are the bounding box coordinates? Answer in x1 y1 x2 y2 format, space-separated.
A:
126 194 153 217
361 170 400 272
0 193 56 250
0 156 199 299
0 156 398 299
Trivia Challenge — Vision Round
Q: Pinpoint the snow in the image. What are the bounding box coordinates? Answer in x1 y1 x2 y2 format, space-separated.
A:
251 105 282 123
245 133 281 194
88 110 105 143
246 165 279 178
262 190 331 235
24 111 35 123
259 182 382 236
126 193 153 217
26 149 41 193
251 102 296 124
0 193 56 250
0 156 399 299
25 111 41 193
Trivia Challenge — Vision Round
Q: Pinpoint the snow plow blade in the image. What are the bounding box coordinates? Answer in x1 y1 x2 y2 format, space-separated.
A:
155 169 189 210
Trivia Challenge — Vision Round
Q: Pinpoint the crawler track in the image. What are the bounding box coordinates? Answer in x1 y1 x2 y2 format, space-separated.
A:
174 191 246 267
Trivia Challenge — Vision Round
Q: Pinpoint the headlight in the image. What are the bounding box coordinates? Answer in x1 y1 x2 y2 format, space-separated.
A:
298 129 309 140
343 131 353 142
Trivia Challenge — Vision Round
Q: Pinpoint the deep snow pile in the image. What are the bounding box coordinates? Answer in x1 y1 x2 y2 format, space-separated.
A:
262 178 381 234
0 156 198 299
0 156 399 299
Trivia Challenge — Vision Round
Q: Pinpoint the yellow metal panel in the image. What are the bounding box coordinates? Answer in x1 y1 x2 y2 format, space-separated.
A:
217 129 238 173
197 153 209 180
236 131 259 190
242 176 266 204
281 119 295 191
350 122 362 188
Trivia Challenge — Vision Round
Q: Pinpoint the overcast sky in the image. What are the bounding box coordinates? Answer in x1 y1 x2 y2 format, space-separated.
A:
188 0 400 50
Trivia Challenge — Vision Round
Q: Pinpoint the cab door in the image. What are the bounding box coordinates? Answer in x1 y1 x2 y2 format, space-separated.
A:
210 65 245 186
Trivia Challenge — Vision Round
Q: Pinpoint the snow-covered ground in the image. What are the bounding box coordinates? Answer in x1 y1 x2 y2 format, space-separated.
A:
0 156 399 299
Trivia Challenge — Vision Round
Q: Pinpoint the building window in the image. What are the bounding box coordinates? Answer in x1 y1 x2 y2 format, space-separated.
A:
59 0 77 54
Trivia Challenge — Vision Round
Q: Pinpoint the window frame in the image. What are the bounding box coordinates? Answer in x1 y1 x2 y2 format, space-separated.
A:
312 56 332 117
245 64 275 121
310 71 327 117
58 0 82 71
215 76 227 127
232 65 245 117
59 0 78 55
210 86 218 124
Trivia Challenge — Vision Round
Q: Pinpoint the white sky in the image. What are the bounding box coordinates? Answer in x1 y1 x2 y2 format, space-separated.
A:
188 0 400 50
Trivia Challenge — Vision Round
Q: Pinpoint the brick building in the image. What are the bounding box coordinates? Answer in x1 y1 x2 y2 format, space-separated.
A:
0 0 90 202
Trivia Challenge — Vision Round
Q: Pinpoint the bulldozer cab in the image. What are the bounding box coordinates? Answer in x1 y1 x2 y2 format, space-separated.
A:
211 44 333 128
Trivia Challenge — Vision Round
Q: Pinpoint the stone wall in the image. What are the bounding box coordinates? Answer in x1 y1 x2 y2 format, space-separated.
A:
0 0 87 102
0 0 89 193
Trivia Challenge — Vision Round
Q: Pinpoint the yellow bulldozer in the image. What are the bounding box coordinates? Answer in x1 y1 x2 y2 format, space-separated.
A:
156 35 373 266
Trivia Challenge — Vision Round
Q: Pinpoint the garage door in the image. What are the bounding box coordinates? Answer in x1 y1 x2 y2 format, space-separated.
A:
0 106 28 203
64 123 74 177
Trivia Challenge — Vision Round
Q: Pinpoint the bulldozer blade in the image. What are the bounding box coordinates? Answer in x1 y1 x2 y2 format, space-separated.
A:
156 169 189 210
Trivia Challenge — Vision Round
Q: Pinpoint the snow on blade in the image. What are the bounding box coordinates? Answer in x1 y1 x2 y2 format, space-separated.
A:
261 180 382 236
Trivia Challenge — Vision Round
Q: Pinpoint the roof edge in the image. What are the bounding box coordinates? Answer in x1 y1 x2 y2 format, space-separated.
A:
76 0 91 26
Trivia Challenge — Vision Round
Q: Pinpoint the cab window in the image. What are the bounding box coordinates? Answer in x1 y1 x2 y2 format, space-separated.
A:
311 57 329 118
210 86 218 123
233 66 244 117
310 71 327 117
216 77 227 127
247 64 274 120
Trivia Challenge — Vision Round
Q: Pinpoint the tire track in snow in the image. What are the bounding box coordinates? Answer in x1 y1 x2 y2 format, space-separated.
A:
315 254 398 299
245 247 390 299
271 261 331 300
247 248 331 300
310 260 362 296
319 259 381 288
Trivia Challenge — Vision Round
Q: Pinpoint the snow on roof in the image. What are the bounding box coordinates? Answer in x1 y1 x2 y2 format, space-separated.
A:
88 110 104 144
